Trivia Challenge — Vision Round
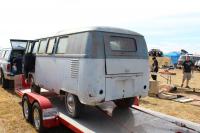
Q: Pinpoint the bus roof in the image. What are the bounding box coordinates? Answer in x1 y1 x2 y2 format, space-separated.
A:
55 26 143 36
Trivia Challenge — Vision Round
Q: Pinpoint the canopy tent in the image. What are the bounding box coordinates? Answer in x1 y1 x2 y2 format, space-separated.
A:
164 52 181 65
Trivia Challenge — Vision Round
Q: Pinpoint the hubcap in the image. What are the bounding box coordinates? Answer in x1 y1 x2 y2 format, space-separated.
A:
66 94 75 113
23 101 29 119
33 108 40 130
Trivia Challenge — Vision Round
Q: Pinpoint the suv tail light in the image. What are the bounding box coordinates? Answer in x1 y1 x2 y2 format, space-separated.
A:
7 64 11 72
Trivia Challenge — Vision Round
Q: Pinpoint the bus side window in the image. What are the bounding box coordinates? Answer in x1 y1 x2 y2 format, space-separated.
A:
56 37 68 54
46 38 56 54
28 42 33 53
38 39 48 54
25 43 30 54
32 41 39 54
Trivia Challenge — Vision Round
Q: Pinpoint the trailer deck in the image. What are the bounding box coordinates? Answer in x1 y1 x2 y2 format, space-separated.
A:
15 87 200 133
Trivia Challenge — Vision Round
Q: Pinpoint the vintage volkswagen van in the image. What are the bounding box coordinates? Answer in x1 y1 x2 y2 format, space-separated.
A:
27 27 149 117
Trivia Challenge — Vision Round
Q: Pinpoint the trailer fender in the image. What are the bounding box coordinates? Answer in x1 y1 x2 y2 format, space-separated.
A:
23 93 59 128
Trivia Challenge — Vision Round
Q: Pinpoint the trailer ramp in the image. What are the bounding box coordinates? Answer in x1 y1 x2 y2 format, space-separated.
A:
52 99 200 133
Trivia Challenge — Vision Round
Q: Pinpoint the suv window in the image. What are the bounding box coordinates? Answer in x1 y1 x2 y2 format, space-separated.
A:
32 41 39 54
47 38 55 54
38 39 48 54
4 50 11 60
1 51 6 58
56 37 68 54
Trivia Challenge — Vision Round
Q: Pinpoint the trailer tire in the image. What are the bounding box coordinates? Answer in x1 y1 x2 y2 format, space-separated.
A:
114 98 134 108
65 93 82 118
22 96 32 122
32 102 45 133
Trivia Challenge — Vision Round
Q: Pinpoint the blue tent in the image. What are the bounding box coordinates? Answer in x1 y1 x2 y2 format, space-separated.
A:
164 52 181 65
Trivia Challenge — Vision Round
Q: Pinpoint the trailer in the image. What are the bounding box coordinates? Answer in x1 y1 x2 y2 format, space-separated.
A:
14 75 200 133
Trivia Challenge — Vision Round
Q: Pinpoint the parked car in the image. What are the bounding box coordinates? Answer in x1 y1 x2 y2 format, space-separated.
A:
177 54 200 69
149 49 163 57
195 60 200 71
0 39 28 88
24 27 149 118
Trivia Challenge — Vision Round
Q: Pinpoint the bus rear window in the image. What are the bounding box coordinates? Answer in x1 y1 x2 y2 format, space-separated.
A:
109 36 137 52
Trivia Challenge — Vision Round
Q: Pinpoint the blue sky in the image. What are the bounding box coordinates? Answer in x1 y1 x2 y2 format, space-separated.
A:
0 0 199 54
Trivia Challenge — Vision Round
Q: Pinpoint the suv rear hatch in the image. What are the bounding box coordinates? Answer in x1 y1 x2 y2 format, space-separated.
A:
10 39 29 74
10 39 28 50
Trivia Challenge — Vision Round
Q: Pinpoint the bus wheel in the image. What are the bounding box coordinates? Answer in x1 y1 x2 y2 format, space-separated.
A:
65 93 82 118
32 102 44 132
22 96 32 122
114 98 134 108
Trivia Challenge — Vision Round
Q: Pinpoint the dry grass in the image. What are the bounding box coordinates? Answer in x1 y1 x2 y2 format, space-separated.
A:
140 69 200 124
0 88 36 133
0 66 199 132
0 87 71 133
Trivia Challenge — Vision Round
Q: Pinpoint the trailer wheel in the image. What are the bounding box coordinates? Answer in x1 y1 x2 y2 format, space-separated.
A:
65 93 82 118
32 102 44 133
22 96 32 122
114 98 134 108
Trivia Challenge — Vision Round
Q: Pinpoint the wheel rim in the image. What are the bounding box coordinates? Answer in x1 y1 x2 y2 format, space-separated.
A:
66 94 75 113
33 108 40 130
23 100 29 119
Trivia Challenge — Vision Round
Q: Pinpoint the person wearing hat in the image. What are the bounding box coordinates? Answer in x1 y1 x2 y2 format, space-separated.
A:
181 56 194 88
151 57 159 80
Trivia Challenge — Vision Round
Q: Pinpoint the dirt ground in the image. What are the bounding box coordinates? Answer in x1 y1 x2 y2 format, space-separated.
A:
140 69 200 124
0 69 199 133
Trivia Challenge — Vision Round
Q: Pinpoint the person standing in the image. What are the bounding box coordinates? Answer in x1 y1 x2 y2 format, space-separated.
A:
151 57 159 80
181 56 194 88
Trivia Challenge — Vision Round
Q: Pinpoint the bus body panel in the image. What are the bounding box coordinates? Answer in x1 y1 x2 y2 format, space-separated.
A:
33 27 149 106
105 59 149 101
35 57 78 95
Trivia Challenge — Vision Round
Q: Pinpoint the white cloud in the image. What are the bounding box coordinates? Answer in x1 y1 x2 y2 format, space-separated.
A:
0 0 200 53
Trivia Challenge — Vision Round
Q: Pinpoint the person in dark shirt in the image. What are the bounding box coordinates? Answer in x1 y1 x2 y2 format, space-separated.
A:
181 56 194 88
12 54 22 75
151 57 159 80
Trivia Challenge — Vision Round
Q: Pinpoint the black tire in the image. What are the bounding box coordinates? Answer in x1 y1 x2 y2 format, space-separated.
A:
65 93 82 118
22 96 32 122
31 83 41 94
1 71 9 89
32 102 45 133
114 98 134 108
